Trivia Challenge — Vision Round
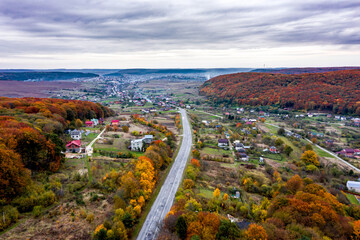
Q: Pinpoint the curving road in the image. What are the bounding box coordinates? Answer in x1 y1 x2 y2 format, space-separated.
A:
137 108 192 240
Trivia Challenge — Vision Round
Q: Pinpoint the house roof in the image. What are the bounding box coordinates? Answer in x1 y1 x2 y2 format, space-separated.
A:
85 121 93 124
111 120 120 123
71 130 81 135
345 149 355 153
218 139 228 143
347 181 360 189
66 140 81 148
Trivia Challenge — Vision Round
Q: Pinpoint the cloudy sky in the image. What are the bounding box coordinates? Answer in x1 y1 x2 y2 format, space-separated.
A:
0 0 359 68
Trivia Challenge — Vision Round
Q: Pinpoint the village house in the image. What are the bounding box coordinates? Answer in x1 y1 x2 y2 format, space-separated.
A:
218 139 229 148
70 130 82 140
111 120 120 127
143 135 154 144
91 118 99 126
131 139 144 152
337 148 360 158
85 121 94 127
66 140 81 153
233 140 245 151
131 135 154 152
237 153 249 161
269 146 279 154
347 181 360 193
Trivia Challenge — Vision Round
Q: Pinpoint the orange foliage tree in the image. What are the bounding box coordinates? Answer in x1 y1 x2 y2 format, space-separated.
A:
245 223 268 240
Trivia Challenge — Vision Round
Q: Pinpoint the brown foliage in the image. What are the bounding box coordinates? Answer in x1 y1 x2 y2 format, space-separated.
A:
200 70 360 114
0 144 30 199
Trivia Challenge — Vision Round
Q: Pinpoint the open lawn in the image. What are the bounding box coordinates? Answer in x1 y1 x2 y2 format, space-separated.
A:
82 132 97 143
346 193 360 205
201 147 232 156
198 188 215 198
220 162 241 169
313 145 334 158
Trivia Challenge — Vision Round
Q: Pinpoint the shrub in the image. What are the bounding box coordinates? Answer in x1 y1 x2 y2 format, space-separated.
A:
183 179 194 190
87 213 95 223
39 191 56 207
32 205 42 217
0 205 19 231
306 164 318 172
79 208 87 218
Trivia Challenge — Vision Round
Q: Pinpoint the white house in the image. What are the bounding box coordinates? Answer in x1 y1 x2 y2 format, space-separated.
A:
218 139 229 148
131 139 144 151
70 130 82 140
143 135 154 144
131 135 153 151
347 181 360 193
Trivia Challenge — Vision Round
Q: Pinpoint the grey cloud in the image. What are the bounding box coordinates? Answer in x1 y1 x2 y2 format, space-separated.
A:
0 0 359 57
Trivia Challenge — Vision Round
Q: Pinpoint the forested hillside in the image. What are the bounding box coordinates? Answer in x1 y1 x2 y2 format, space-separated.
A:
200 70 360 114
251 67 360 74
0 72 98 81
0 97 113 201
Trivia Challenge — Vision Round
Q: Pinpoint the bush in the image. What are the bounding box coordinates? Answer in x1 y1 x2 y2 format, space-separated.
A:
32 205 42 217
79 208 87 218
0 205 19 231
87 213 95 223
306 164 318 172
68 182 86 193
74 192 85 205
183 179 194 190
39 191 56 207
13 190 56 212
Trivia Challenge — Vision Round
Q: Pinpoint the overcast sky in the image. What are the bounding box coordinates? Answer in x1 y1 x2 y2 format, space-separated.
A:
0 0 359 69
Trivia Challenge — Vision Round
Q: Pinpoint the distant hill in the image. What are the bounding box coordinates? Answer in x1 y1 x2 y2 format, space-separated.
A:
0 72 99 81
200 70 360 114
105 68 252 81
251 67 360 74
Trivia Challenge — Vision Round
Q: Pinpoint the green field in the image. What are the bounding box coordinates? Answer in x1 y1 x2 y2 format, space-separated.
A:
198 188 214 198
82 132 97 143
346 193 360 205
313 145 334 158
201 147 232 156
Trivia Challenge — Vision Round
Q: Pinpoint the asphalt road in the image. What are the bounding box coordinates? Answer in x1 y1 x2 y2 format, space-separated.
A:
137 108 192 240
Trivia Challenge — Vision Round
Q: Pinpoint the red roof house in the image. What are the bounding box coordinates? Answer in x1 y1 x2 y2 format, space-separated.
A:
66 140 81 153
111 120 120 126
269 146 279 154
85 121 94 127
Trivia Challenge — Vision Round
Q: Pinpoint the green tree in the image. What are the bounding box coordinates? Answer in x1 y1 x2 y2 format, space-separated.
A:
274 138 284 147
216 220 241 240
277 128 285 136
305 144 313 151
175 216 187 240
284 145 293 156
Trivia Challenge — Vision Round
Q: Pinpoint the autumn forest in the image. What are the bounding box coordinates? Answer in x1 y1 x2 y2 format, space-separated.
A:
200 70 360 114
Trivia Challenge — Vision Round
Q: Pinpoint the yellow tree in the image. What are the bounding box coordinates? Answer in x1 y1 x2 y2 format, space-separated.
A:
223 193 229 201
213 188 220 198
354 220 360 239
301 150 319 166
75 119 83 129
